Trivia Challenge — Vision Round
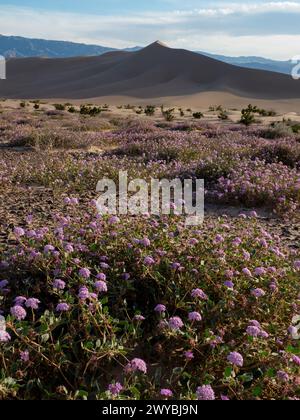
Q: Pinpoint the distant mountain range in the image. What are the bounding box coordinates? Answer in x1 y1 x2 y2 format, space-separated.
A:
0 34 293 75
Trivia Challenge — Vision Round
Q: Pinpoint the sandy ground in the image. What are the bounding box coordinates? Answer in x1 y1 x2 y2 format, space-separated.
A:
1 98 300 124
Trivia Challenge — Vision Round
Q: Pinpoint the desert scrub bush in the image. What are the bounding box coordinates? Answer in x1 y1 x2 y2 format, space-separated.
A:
80 105 102 117
162 108 175 122
20 102 26 108
261 122 294 139
68 106 76 114
53 104 66 111
240 105 256 126
144 105 156 116
218 108 229 121
0 209 299 400
193 112 204 120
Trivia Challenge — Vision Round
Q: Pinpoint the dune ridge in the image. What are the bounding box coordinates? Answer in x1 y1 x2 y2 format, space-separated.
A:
1 41 300 102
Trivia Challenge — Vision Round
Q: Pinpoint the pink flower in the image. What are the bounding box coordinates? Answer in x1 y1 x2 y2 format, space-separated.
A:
94 281 108 293
14 227 25 237
140 237 151 247
188 312 202 322
25 298 40 310
0 330 11 342
79 268 91 279
53 279 66 290
184 351 194 360
191 289 208 300
44 244 55 254
78 287 90 300
108 382 123 396
294 261 300 271
168 316 184 330
292 355 300 366
96 273 106 281
160 389 173 398
133 315 145 322
125 358 147 374
254 267 266 276
251 288 266 298
144 256 155 266
10 305 27 320
242 268 252 277
227 352 244 367
196 385 215 401
246 326 261 337
56 303 70 312
155 304 166 313
20 350 30 362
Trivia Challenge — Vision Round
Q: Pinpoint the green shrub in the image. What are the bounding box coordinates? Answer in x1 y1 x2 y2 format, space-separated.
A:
80 105 101 117
162 108 175 122
193 112 204 119
53 104 66 111
144 105 156 116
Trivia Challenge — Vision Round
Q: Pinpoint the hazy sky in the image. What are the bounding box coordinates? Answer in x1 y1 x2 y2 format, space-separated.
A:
0 0 299 59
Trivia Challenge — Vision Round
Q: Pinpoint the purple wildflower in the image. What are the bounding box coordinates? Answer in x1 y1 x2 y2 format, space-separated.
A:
56 303 70 313
53 279 66 290
25 298 40 310
10 305 27 321
184 351 194 360
242 268 252 277
14 227 25 237
196 385 215 401
227 352 244 368
224 281 234 289
96 273 106 281
79 268 91 279
277 371 289 383
133 315 145 322
251 288 266 298
168 316 184 331
188 312 202 322
246 326 261 337
292 355 300 366
94 281 108 293
108 382 123 396
125 358 147 374
0 330 11 342
78 287 90 300
160 389 173 398
154 304 166 313
20 350 30 362
191 288 208 300
144 256 155 266
14 296 27 306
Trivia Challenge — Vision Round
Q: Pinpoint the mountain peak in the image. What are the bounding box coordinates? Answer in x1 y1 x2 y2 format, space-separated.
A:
147 40 169 48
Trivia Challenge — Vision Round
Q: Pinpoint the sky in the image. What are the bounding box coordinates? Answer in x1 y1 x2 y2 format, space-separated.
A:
0 0 299 59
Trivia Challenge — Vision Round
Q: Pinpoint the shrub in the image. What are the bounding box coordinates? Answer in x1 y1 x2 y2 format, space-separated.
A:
144 105 156 116
218 109 229 120
261 122 294 139
240 105 256 126
193 112 204 120
162 108 175 122
53 104 66 111
80 105 101 117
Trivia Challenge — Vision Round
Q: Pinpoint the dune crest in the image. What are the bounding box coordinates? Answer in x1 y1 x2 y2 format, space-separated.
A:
1 41 300 101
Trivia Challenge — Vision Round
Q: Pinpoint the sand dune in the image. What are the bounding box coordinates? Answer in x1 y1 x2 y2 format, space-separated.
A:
1 41 300 103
